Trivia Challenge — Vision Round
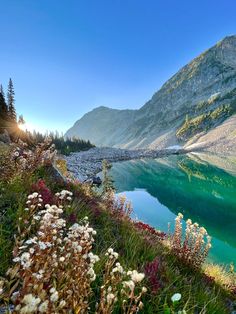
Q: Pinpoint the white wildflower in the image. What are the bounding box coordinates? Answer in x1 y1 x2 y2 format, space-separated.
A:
59 300 66 308
171 293 182 302
50 291 59 302
123 280 135 290
38 300 48 313
107 293 115 304
20 294 41 313
142 287 147 293
129 270 145 283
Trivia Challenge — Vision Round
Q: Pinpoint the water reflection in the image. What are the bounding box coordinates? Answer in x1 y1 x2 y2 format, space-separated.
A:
110 154 236 265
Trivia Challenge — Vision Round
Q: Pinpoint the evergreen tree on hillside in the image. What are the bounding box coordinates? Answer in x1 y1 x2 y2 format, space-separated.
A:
0 85 8 132
7 78 16 122
18 114 25 126
0 84 5 99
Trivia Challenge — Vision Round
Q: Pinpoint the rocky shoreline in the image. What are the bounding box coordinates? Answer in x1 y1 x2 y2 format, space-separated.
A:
63 146 186 182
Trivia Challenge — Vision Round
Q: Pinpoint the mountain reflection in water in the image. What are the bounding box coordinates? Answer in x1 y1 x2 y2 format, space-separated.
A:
110 153 236 265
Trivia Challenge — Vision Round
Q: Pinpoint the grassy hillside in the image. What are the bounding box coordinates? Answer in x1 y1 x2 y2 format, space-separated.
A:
0 142 235 313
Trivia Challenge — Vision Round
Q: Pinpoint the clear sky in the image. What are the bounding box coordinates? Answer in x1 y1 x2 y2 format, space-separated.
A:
0 0 236 133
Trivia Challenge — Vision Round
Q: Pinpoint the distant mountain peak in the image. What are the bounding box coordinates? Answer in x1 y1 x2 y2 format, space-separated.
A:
65 36 236 152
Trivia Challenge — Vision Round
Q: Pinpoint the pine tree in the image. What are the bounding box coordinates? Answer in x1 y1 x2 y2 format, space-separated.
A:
7 78 17 123
102 159 114 193
18 114 25 125
0 84 5 99
0 85 8 132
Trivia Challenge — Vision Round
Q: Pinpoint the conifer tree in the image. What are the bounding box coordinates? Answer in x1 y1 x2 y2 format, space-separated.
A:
0 84 5 99
7 78 17 122
102 159 114 193
0 85 8 132
18 114 25 126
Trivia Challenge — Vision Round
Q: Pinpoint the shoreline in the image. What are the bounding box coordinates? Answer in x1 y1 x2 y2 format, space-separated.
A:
63 146 188 181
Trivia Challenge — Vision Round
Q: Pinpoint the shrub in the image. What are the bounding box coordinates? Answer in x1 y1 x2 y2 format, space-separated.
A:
144 257 161 294
31 180 53 205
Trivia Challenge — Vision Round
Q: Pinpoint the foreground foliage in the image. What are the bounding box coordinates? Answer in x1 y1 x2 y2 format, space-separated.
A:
0 143 235 313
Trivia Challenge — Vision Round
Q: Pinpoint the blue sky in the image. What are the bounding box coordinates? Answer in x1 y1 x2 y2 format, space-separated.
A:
0 0 236 133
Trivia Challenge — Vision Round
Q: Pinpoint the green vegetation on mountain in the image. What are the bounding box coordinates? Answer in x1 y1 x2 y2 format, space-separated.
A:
176 104 234 140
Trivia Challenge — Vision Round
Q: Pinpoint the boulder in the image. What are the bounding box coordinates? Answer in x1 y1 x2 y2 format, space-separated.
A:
0 130 11 144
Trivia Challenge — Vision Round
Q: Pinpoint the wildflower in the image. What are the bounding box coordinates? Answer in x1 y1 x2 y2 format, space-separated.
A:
49 287 56 294
38 241 47 250
171 213 212 268
59 300 66 308
20 252 31 268
112 262 124 274
38 300 49 313
88 252 100 264
142 287 147 293
107 293 115 304
20 294 41 312
123 280 135 290
128 270 145 283
11 291 20 301
171 293 182 302
50 291 59 302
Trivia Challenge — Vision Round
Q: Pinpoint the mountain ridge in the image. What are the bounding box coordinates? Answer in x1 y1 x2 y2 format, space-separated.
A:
65 35 236 151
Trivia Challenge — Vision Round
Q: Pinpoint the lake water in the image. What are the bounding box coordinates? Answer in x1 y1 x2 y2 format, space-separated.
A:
109 153 236 265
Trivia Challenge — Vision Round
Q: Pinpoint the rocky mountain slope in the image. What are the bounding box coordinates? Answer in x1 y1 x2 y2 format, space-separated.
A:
65 35 236 151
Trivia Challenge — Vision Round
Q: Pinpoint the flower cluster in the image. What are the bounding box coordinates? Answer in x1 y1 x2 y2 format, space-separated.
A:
110 194 133 219
134 221 166 239
3 190 147 313
31 180 53 205
144 257 161 294
7 190 99 313
171 213 212 268
97 248 146 314
0 139 56 183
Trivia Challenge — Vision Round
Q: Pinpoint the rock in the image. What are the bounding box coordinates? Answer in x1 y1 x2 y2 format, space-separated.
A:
0 130 11 144
92 176 102 185
63 147 188 181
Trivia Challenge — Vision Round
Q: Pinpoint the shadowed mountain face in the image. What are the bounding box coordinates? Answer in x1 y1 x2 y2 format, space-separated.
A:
66 36 236 150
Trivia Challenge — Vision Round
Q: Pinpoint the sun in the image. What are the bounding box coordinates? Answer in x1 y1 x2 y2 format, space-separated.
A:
18 122 36 132
18 123 28 131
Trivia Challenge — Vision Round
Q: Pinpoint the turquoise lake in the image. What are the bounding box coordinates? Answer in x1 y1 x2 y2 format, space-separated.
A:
109 153 236 265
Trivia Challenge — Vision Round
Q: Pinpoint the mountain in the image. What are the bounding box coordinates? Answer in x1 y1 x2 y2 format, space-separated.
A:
65 35 236 152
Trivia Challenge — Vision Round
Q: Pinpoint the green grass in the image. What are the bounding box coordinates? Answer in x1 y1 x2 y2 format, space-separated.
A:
176 104 234 140
0 164 235 313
